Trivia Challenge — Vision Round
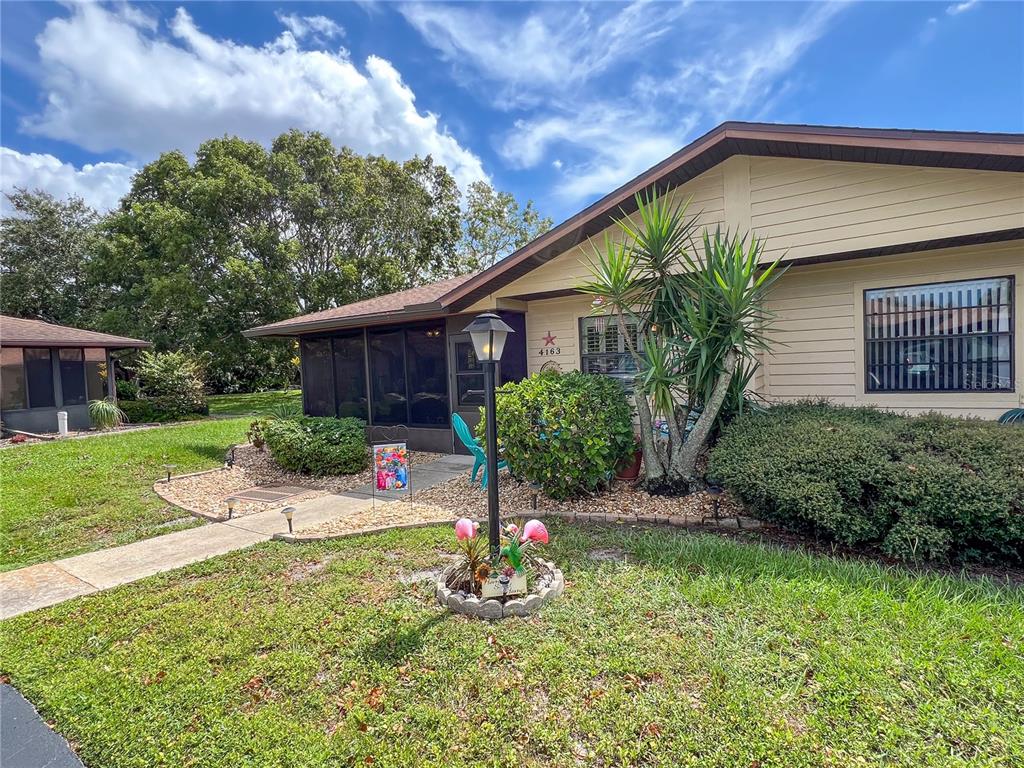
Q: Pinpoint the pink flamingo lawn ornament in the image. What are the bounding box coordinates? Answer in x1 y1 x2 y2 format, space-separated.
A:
521 519 549 544
455 518 479 541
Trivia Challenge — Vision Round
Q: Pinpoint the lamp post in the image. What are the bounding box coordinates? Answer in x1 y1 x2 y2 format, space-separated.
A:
463 312 515 554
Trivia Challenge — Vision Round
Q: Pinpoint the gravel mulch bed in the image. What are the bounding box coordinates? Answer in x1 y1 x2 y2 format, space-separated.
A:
400 471 747 525
157 444 445 520
301 501 464 538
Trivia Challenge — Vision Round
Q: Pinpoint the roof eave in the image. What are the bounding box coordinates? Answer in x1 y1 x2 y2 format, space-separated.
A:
435 122 1024 311
244 304 449 338
0 339 151 349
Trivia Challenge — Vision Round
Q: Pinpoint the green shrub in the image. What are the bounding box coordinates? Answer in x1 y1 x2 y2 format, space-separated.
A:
119 398 205 424
134 350 208 420
119 399 156 424
248 418 268 450
115 379 139 401
264 416 368 475
482 371 634 500
708 402 1024 563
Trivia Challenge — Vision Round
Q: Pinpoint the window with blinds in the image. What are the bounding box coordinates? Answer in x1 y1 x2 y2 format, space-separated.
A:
864 276 1014 393
580 316 639 384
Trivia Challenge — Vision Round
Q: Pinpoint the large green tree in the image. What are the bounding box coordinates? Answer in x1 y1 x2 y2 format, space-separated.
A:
8 131 550 393
92 138 297 392
91 132 477 391
460 180 552 270
0 190 100 326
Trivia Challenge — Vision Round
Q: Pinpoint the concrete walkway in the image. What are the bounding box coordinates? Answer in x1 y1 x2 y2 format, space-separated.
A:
0 453 474 620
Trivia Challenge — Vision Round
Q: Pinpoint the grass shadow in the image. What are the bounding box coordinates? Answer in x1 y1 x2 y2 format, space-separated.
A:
180 442 231 464
358 612 449 667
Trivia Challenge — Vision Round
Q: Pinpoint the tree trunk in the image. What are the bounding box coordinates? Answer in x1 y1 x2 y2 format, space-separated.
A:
675 348 738 488
634 393 665 487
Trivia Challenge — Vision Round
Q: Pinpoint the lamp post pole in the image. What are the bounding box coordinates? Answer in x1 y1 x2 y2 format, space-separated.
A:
462 312 515 558
483 357 500 554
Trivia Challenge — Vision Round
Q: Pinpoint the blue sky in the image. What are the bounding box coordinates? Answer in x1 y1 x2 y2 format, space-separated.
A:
1 1 1021 222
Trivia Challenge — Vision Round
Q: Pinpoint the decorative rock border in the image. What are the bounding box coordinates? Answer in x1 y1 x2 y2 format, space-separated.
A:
534 508 762 529
436 558 565 620
152 466 232 522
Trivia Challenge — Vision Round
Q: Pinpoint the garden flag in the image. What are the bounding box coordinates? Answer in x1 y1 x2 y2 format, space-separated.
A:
373 443 409 492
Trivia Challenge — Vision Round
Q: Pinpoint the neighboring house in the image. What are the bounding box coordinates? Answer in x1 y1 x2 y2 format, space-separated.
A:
246 122 1024 452
0 316 149 433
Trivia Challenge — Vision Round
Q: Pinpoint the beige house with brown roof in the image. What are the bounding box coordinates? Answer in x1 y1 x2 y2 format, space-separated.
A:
247 122 1024 452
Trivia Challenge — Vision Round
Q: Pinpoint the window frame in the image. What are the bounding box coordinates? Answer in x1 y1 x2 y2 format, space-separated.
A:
578 316 641 385
862 275 1015 395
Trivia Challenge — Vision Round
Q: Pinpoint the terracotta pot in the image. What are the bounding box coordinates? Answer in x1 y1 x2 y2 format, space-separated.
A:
615 448 643 481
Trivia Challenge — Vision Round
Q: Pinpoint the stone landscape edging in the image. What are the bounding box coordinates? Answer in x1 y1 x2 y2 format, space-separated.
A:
436 558 565 620
152 467 230 522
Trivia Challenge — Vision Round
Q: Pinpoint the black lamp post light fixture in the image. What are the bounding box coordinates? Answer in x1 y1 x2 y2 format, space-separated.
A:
226 497 237 520
462 312 515 554
281 505 295 534
161 464 177 482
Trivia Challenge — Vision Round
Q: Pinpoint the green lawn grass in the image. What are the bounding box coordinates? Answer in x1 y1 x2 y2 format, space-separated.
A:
207 389 302 417
2 524 1020 767
0 419 249 571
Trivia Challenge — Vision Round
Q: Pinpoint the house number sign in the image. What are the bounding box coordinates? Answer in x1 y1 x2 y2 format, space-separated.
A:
538 331 560 356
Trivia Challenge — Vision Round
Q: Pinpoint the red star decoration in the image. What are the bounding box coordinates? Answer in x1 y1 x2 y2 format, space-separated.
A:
542 331 557 346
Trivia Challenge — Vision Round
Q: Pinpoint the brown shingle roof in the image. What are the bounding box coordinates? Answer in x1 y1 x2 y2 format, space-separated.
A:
0 316 150 348
244 274 476 337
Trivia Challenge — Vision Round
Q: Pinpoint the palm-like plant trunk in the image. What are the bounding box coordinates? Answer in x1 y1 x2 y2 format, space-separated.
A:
634 391 665 487
673 348 737 486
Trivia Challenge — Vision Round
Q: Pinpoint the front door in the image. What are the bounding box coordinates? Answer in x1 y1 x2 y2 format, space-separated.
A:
448 333 486 454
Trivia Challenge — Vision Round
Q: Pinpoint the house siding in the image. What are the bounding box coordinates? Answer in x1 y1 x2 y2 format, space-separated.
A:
759 240 1024 418
748 157 1024 262
466 168 725 308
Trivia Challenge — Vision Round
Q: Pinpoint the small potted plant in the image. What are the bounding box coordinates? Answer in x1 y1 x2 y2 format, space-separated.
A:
615 433 643 481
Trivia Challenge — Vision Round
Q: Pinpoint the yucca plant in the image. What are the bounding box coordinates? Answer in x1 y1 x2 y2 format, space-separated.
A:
447 529 491 594
89 398 128 430
578 188 786 493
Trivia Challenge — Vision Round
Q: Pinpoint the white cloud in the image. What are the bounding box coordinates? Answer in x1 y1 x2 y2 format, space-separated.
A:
400 1 685 108
500 107 693 201
275 12 345 44
21 4 487 192
461 2 846 202
633 4 846 124
0 147 136 213
947 0 981 15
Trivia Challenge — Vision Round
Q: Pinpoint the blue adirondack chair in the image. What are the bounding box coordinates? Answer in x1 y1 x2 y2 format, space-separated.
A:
452 413 507 489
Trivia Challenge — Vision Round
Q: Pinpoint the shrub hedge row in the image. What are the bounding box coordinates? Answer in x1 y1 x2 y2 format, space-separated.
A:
708 402 1024 563
264 416 368 475
119 398 207 424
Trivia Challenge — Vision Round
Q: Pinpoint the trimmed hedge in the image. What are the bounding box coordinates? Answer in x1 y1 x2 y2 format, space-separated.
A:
483 371 634 500
264 416 368 476
708 402 1024 563
119 399 205 424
